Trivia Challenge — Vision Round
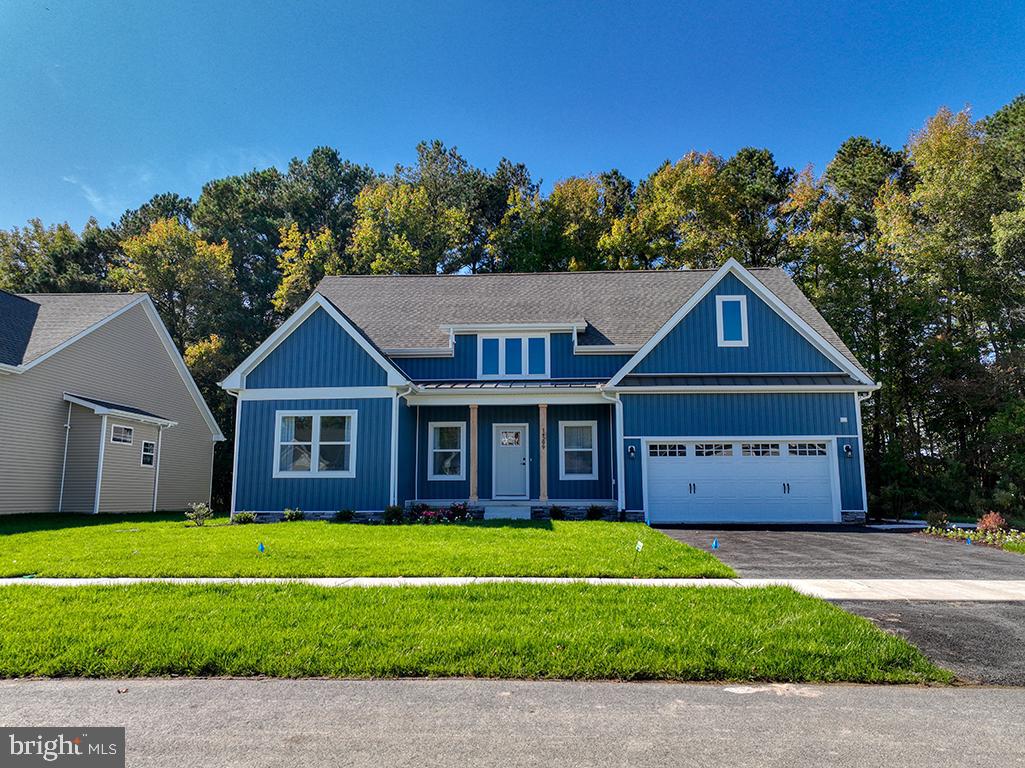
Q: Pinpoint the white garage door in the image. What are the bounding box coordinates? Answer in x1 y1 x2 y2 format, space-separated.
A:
646 440 836 524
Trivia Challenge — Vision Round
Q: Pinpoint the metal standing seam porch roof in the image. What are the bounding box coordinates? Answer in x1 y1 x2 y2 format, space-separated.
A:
315 268 870 379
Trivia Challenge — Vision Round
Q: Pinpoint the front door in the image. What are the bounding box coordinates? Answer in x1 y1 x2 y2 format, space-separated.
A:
493 424 529 499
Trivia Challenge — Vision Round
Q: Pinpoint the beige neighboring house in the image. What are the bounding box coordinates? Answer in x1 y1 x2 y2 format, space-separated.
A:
0 290 223 514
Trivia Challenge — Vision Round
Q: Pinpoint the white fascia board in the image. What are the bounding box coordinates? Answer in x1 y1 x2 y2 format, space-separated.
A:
384 347 454 358
139 298 225 441
237 386 398 401
606 259 876 388
441 322 585 334
607 384 881 394
219 293 410 391
64 393 178 428
573 344 640 356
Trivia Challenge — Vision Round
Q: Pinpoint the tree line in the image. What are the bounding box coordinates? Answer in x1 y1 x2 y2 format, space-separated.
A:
2 96 1024 518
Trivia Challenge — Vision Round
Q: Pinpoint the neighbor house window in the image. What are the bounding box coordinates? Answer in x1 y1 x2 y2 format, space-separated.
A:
428 422 466 481
716 295 748 347
274 411 357 478
110 425 134 445
478 335 548 378
560 421 597 480
141 441 156 467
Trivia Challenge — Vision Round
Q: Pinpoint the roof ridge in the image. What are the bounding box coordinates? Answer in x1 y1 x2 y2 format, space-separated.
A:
16 291 145 297
318 268 777 282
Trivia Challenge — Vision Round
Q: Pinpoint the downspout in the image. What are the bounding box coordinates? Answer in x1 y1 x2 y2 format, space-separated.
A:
58 401 72 513
152 425 163 512
93 414 108 515
391 385 415 507
856 390 874 518
599 388 626 512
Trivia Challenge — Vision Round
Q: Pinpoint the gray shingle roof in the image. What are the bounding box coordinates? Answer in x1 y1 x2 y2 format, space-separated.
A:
315 269 870 378
64 392 172 421
1 292 144 366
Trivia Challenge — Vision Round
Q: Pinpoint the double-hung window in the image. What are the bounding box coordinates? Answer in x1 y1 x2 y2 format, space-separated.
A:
716 295 748 347
560 421 597 480
479 335 548 378
141 441 156 467
274 411 357 478
428 422 466 480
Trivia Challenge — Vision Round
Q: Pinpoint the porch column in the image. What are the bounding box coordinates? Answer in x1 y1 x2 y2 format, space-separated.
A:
468 404 479 501
538 403 548 501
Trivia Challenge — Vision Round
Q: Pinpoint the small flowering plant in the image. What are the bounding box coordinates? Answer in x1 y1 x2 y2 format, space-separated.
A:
924 521 1025 549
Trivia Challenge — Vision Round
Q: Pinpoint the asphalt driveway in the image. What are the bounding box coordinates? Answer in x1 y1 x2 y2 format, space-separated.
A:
657 525 1025 684
658 525 1025 579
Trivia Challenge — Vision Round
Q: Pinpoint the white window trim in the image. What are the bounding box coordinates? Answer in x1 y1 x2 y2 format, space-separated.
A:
110 425 134 445
427 421 466 481
559 420 598 481
716 295 749 347
273 409 358 479
141 440 156 467
477 333 550 379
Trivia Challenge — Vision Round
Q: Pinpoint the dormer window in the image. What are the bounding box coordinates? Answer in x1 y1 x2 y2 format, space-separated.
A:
716 295 748 347
478 335 549 378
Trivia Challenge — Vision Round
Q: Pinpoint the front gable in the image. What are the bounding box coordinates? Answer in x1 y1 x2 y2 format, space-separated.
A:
245 307 389 388
221 294 409 391
633 273 841 375
608 259 875 387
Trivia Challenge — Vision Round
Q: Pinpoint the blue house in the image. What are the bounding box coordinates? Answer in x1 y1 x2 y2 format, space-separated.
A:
220 259 878 524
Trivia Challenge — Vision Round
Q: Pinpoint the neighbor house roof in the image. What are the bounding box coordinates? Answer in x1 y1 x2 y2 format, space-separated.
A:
315 269 868 377
1 291 145 366
64 392 177 427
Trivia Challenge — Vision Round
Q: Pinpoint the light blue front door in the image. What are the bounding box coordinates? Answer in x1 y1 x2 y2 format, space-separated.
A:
493 424 528 498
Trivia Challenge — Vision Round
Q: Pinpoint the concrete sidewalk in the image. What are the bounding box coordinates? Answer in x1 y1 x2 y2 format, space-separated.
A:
4 575 1025 600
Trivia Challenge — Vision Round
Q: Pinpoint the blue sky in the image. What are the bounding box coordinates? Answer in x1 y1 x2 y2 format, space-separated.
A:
1 1 1024 230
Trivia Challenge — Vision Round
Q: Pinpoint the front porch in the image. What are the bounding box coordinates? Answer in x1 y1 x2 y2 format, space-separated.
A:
404 395 619 509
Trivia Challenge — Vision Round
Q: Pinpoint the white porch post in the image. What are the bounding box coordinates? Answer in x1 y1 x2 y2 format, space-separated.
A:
468 404 479 501
538 403 548 501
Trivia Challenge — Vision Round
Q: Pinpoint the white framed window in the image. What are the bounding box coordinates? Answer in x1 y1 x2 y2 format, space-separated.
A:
788 442 828 457
716 295 748 347
478 334 549 379
560 420 597 480
742 442 780 457
110 425 134 445
273 410 357 478
648 442 686 457
428 421 466 481
695 443 733 457
141 441 156 467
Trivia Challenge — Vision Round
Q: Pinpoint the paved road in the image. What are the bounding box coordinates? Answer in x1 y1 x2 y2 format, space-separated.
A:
657 526 1025 579
0 678 1020 767
658 526 1025 685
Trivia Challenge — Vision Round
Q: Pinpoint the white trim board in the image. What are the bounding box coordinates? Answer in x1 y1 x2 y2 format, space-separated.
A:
236 387 397 401
607 259 876 388
220 293 409 390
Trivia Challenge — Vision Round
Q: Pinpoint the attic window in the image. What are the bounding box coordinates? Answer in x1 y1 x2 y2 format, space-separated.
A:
478 335 548 378
716 295 748 347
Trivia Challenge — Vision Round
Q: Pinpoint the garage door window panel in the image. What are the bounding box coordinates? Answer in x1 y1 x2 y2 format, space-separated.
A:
695 443 733 457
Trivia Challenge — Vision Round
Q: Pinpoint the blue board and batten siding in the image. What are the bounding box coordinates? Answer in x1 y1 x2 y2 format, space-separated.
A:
234 398 392 513
245 308 387 388
634 274 841 374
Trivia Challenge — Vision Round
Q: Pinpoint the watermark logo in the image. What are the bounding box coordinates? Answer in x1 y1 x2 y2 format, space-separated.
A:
1 728 124 767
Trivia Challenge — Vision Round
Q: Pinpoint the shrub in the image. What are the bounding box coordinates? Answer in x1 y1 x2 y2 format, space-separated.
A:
185 502 214 527
925 510 948 530
334 509 354 523
977 511 1008 534
548 505 565 521
383 505 405 524
282 508 305 522
586 505 607 521
231 511 256 525
448 502 470 518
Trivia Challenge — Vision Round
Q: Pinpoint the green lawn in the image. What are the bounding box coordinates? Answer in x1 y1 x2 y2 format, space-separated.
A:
0 514 733 578
0 583 948 682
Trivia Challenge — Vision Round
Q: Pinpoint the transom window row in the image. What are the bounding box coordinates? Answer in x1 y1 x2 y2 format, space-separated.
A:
479 335 548 378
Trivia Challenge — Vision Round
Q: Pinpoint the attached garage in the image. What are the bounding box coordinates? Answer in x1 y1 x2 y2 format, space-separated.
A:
643 439 840 524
